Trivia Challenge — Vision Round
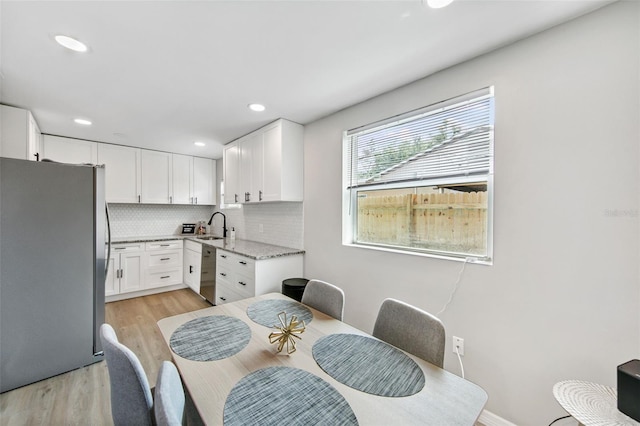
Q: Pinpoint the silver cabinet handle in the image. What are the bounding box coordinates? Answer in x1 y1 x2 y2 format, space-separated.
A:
234 193 238 203
170 195 172 204
259 190 263 201
160 276 170 279
138 195 141 203
195 197 198 204
160 257 170 261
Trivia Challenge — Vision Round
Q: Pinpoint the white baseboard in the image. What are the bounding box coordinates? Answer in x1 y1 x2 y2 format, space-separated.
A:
479 409 518 426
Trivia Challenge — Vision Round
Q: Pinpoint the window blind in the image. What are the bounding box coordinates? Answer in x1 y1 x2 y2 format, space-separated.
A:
346 87 494 189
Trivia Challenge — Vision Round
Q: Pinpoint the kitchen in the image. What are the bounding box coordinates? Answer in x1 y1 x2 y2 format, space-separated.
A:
1 1 639 425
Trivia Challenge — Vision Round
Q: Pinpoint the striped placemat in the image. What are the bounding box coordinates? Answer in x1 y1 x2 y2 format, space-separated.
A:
312 333 425 397
224 366 358 426
246 299 313 328
170 316 251 362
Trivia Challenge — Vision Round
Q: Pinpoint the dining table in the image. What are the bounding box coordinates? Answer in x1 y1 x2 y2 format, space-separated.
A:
156 292 488 425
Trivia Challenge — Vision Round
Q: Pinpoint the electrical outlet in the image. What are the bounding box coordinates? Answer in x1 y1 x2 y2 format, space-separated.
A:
259 224 263 233
453 336 464 356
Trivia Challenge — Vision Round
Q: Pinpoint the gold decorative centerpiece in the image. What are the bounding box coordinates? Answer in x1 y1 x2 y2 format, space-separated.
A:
268 311 306 354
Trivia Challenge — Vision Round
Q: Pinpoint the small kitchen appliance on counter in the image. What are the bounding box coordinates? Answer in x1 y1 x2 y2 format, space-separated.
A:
182 223 196 234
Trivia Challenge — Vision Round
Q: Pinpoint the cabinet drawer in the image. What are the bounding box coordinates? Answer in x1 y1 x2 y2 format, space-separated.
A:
147 250 182 267
184 239 202 253
217 250 255 279
111 243 143 253
217 266 254 298
145 240 183 251
146 267 182 288
216 282 246 305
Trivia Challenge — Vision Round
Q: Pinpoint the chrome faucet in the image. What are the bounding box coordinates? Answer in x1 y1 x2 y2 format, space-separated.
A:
207 211 227 238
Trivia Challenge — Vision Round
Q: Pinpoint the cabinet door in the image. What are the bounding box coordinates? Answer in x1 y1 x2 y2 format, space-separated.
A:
119 251 144 293
172 154 193 204
105 251 118 297
27 113 41 162
193 157 215 205
183 248 201 292
98 144 142 203
240 133 263 203
223 142 240 204
262 122 282 202
42 135 98 164
141 150 172 204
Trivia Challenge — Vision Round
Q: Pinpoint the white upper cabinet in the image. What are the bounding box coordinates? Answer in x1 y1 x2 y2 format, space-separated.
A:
240 132 263 203
98 144 142 203
223 141 240 204
192 157 216 205
141 150 172 204
223 118 303 204
172 154 216 205
172 154 193 204
262 119 303 202
1 105 41 161
42 135 98 164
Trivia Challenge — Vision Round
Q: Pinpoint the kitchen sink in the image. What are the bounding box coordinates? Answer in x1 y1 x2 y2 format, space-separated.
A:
195 236 223 240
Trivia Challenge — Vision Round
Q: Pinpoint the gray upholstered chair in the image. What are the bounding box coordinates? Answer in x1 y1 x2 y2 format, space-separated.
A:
100 323 154 426
301 279 345 321
154 361 185 426
372 298 446 368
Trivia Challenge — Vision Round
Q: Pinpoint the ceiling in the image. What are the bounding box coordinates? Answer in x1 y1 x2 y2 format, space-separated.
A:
1 0 613 159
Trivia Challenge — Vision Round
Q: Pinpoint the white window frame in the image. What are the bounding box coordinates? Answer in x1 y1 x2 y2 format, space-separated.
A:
342 88 494 264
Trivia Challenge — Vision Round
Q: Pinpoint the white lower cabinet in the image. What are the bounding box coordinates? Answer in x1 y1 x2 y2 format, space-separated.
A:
183 240 202 293
144 240 183 288
106 240 184 301
106 243 144 296
215 249 303 305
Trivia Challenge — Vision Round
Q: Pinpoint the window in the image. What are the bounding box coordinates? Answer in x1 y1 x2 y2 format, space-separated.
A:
343 87 494 262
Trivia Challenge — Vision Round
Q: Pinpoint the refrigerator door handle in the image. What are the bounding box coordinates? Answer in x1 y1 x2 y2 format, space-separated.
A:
105 202 112 276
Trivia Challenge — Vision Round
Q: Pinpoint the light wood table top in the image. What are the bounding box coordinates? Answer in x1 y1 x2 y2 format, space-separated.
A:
157 293 488 425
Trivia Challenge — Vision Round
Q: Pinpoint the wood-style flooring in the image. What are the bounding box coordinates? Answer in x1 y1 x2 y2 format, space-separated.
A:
0 289 210 426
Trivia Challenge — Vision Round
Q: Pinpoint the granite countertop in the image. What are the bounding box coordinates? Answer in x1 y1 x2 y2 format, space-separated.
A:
109 234 305 260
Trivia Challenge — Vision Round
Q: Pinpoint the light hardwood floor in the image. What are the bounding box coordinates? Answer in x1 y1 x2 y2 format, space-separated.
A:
0 289 210 426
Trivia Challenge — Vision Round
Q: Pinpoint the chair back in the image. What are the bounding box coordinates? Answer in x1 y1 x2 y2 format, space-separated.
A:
301 279 345 320
155 361 185 426
372 298 445 367
100 324 154 426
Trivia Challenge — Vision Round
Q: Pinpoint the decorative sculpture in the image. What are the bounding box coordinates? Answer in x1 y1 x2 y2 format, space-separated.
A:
268 311 306 354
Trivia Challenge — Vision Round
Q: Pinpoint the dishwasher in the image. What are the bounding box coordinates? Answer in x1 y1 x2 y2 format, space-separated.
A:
199 246 216 304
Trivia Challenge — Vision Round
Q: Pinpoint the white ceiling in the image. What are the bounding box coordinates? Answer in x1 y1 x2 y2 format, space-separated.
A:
1 0 613 159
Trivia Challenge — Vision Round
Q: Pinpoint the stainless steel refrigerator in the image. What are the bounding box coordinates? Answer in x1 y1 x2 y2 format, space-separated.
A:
0 157 107 393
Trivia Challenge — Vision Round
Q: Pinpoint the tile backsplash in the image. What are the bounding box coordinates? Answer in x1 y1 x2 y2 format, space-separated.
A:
108 202 304 250
108 204 213 237
216 202 304 250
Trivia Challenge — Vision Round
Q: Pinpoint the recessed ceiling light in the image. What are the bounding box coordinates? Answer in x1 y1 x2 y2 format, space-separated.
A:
55 35 88 52
74 118 92 125
248 103 266 112
194 141 206 147
426 0 454 8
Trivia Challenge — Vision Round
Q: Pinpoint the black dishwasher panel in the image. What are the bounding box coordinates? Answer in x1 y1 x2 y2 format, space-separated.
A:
199 247 216 304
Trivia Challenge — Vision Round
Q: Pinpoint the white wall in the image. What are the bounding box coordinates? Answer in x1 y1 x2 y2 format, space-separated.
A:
303 2 639 425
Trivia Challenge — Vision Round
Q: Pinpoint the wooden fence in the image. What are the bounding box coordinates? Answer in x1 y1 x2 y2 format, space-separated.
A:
357 192 488 254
